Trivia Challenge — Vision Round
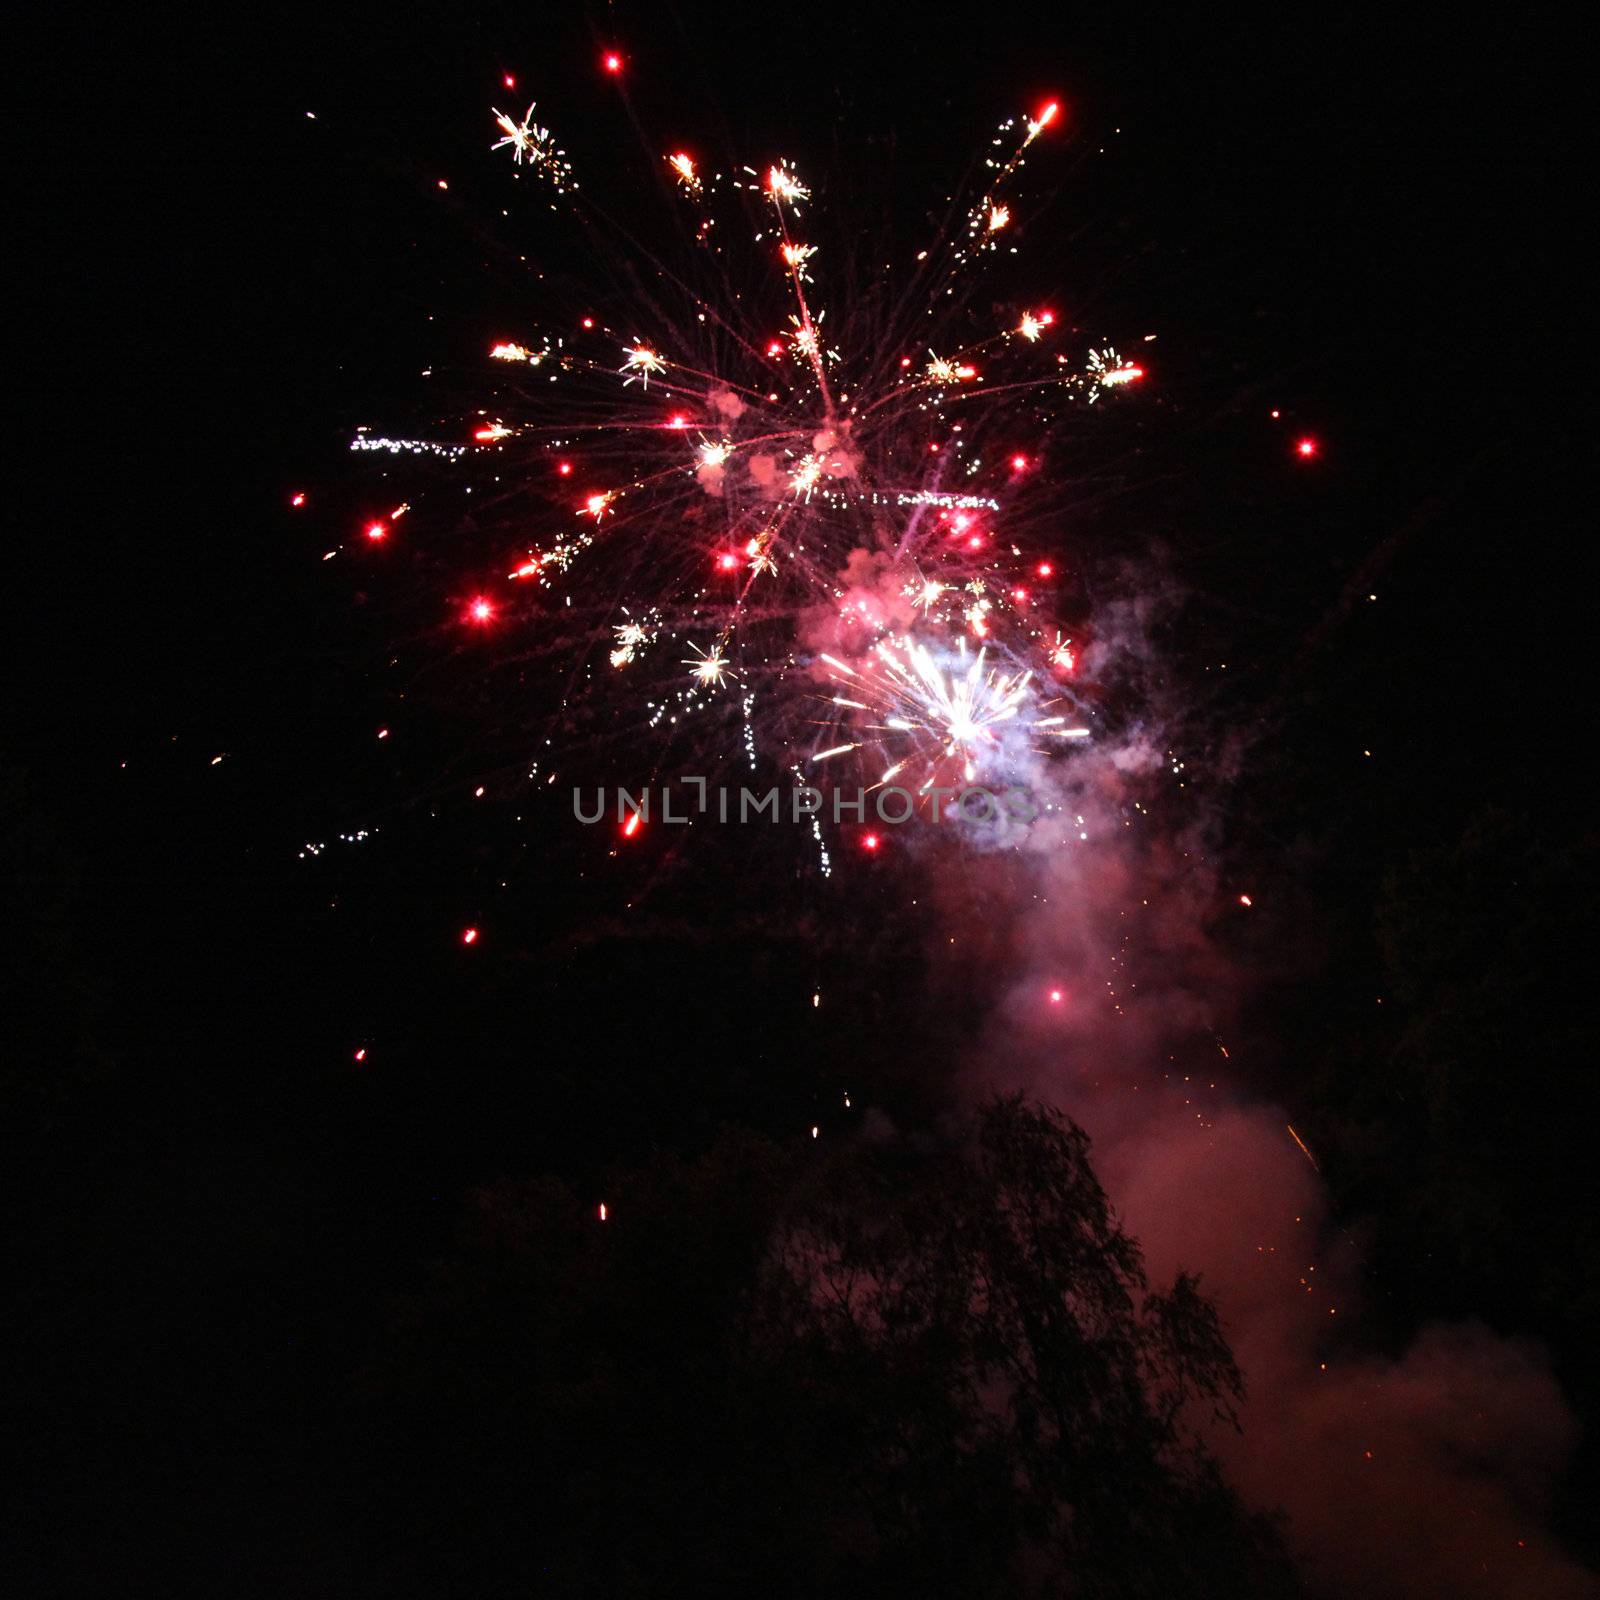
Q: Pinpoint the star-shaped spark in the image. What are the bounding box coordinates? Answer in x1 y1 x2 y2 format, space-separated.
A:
621 345 666 387
683 642 733 688
766 162 810 205
667 152 700 193
790 455 823 498
490 104 572 186
925 352 977 384
611 621 651 668
781 242 817 277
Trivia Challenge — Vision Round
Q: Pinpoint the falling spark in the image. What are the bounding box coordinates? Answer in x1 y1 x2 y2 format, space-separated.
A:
1287 1124 1321 1171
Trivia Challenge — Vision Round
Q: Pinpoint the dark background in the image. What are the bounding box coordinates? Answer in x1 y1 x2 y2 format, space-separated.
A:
9 3 1592 1592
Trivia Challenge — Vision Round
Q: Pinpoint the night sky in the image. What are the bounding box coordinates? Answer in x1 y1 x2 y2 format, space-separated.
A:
11 6 1595 1595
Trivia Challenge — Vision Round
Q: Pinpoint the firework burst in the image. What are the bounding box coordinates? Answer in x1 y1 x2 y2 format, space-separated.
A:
343 78 1145 833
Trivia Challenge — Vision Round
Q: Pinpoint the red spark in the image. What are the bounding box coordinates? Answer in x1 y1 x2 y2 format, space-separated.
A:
900 356 913 368
1296 436 1318 459
468 597 494 624
1035 101 1060 130
503 74 516 89
622 812 642 839
582 317 595 330
557 461 572 475
862 832 880 851
1049 989 1064 1004
1037 562 1053 577
290 492 306 507
766 340 784 357
1238 894 1253 907
666 414 688 429
598 1202 608 1221
968 535 983 549
354 1048 367 1062
462 927 479 944
602 51 622 73
1011 454 1029 471
365 521 387 541
718 553 739 571
1013 588 1029 602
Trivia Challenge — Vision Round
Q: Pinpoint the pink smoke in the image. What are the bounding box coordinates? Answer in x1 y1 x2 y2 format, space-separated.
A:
956 603 1593 1597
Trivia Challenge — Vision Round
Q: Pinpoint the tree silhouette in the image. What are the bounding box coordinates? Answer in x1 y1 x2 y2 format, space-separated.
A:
352 1098 1297 1597
748 1095 1297 1597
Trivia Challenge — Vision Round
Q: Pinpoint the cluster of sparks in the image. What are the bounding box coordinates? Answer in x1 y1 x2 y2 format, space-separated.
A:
338 76 1156 841
490 103 574 189
816 640 1089 787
